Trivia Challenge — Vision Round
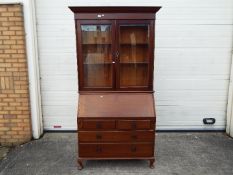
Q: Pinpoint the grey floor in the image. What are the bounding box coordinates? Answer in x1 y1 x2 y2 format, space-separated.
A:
0 132 233 175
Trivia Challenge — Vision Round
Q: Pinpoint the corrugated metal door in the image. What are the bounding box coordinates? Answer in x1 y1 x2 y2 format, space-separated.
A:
36 0 233 130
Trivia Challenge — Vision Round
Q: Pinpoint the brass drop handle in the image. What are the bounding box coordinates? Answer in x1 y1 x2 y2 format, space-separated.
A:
131 145 137 152
96 146 102 153
96 134 102 140
96 122 102 129
131 134 137 140
131 122 137 129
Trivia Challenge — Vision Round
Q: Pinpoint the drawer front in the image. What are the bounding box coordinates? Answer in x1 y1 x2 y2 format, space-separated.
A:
79 143 154 158
78 120 116 130
117 120 151 130
79 131 154 142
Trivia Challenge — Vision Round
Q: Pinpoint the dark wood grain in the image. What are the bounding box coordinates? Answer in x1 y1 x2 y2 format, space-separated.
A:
70 6 160 169
79 143 154 158
69 6 161 13
79 120 116 130
79 131 155 142
74 13 156 20
75 19 155 91
78 93 155 118
117 120 152 130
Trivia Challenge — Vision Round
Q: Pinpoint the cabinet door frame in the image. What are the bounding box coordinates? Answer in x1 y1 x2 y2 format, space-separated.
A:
76 20 116 91
115 20 154 91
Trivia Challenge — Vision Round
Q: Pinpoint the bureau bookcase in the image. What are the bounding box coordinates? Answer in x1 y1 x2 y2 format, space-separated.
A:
69 6 161 170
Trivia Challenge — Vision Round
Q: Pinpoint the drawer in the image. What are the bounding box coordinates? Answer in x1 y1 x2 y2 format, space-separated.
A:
79 143 154 158
117 120 151 130
78 120 116 130
79 131 154 142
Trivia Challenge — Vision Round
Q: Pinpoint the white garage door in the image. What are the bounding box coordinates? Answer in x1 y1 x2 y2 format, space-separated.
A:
36 0 233 130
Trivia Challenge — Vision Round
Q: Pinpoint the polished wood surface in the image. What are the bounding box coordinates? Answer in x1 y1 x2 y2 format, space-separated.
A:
117 120 151 130
79 131 154 142
78 93 155 117
79 120 116 130
77 93 156 169
69 6 161 13
70 6 160 169
78 119 155 130
79 143 154 158
74 13 156 20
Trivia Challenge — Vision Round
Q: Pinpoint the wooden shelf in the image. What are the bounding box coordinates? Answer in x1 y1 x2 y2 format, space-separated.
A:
84 62 112 65
119 43 148 45
82 43 111 45
77 19 154 91
120 62 148 64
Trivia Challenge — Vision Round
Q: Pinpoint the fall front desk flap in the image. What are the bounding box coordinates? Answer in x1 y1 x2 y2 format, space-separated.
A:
78 93 155 118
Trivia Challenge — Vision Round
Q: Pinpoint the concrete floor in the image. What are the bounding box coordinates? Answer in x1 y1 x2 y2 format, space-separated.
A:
0 147 9 161
0 132 233 175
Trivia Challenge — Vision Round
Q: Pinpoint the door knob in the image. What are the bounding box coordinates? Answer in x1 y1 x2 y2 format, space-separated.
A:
115 51 119 59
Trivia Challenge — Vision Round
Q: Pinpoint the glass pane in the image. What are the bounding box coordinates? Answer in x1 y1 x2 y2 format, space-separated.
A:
119 24 149 87
84 64 112 87
120 24 149 45
120 64 148 87
81 25 112 88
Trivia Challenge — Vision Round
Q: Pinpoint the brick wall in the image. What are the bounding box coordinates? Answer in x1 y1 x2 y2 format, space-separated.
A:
0 4 32 145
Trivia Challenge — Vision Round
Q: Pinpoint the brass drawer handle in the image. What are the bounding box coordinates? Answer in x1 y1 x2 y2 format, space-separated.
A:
96 122 102 129
96 146 102 153
131 135 137 140
131 122 136 129
131 146 137 152
96 134 102 140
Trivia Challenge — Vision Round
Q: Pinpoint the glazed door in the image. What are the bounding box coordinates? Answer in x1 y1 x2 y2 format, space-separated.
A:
116 20 154 91
77 20 116 90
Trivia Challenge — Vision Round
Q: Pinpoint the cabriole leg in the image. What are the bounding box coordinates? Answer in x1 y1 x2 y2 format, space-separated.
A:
149 159 155 169
77 159 84 170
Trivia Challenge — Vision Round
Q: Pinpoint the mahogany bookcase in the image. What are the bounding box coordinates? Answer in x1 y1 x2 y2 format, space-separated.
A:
69 6 161 170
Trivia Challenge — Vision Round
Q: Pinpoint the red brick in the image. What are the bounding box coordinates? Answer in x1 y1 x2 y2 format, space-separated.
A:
3 114 17 119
